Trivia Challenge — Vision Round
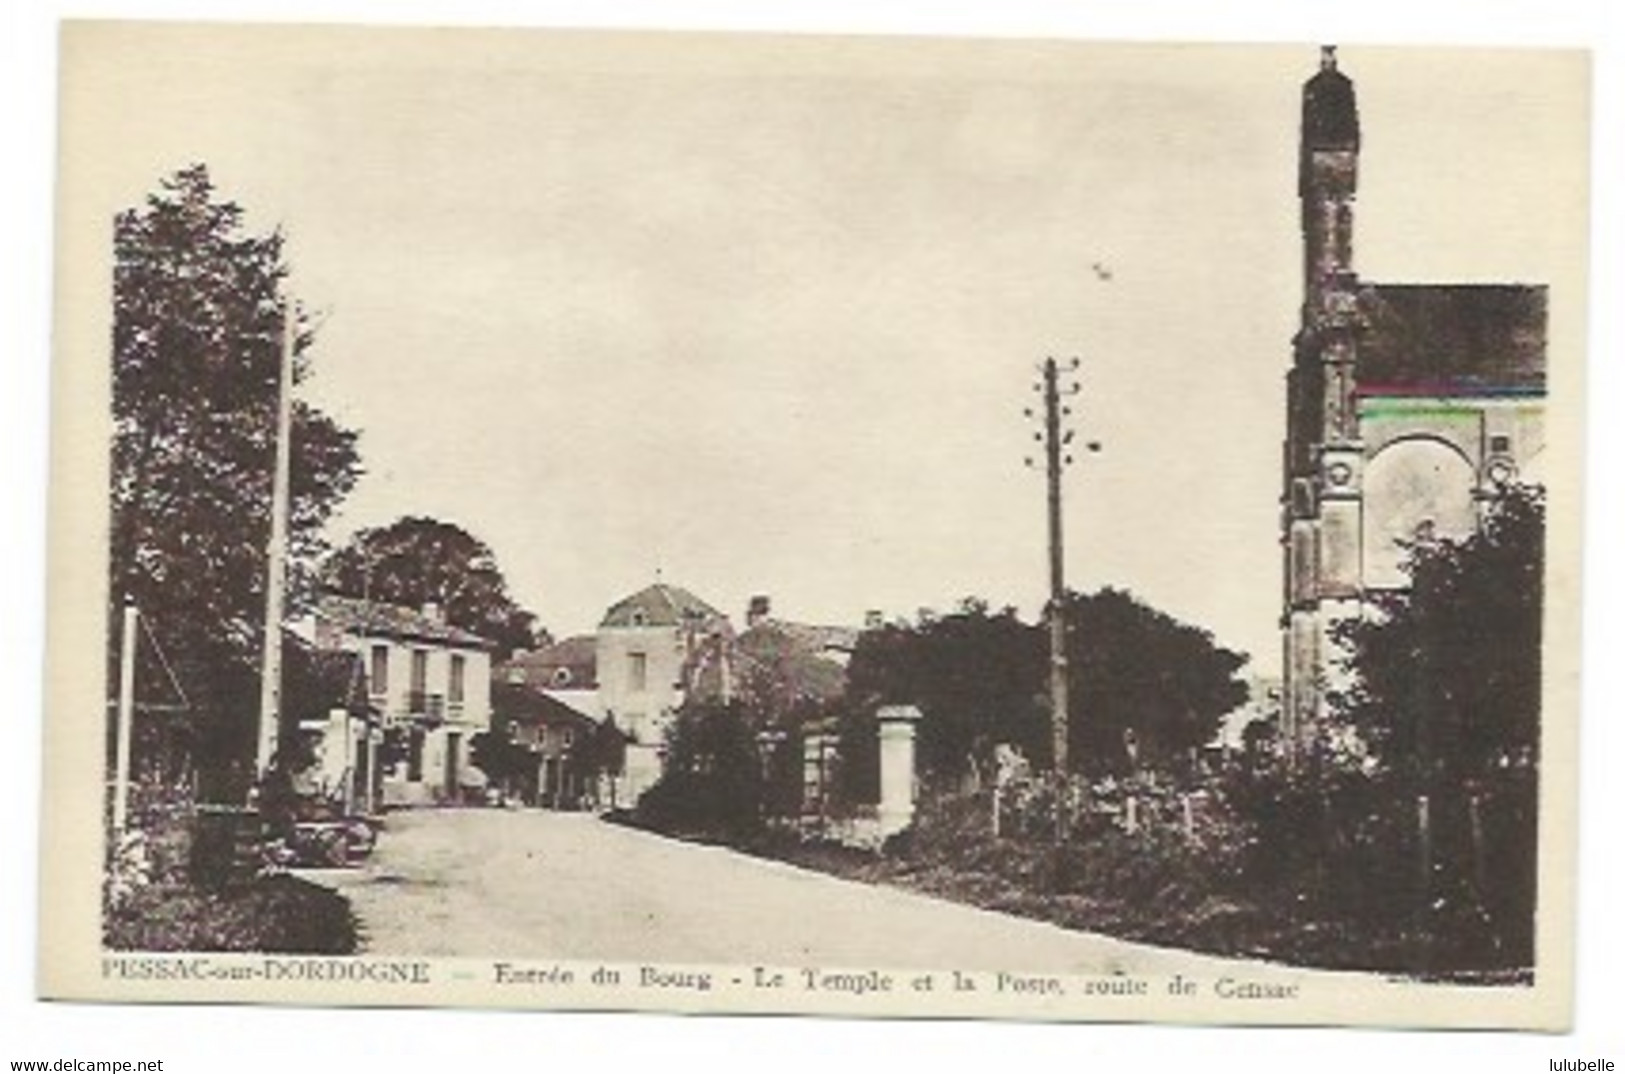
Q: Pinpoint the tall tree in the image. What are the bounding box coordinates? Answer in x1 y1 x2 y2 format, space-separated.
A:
637 698 767 838
323 516 545 653
1332 486 1544 784
110 165 361 794
1061 587 1250 775
840 592 1248 786
843 598 1048 786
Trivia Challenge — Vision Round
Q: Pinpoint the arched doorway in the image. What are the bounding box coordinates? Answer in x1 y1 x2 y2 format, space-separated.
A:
1362 437 1477 589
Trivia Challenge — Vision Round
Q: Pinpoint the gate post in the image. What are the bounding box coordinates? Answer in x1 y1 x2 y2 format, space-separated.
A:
876 705 922 837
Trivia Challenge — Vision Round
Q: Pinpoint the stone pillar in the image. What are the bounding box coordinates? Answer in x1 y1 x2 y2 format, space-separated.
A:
876 705 922 837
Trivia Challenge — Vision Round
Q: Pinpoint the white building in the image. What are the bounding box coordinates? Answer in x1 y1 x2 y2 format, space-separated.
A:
309 595 494 806
595 583 732 801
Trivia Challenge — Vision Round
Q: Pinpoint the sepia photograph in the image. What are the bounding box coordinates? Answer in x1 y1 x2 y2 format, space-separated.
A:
32 15 1593 1036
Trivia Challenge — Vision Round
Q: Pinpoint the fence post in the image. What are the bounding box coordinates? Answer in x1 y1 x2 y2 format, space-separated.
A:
113 601 139 835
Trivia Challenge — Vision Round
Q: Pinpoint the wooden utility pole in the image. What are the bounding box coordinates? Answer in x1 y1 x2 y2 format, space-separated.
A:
1025 357 1099 779
1041 358 1070 774
254 299 297 782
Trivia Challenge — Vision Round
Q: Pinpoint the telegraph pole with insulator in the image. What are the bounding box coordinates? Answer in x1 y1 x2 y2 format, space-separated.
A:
1025 357 1100 777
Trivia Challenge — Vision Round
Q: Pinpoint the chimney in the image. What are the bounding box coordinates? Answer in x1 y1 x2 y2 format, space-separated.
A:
747 594 771 627
422 601 444 623
864 609 885 630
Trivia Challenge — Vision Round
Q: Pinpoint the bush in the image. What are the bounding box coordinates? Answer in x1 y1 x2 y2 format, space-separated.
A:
103 803 359 954
634 701 767 841
1219 757 1536 973
105 873 358 954
879 762 1531 976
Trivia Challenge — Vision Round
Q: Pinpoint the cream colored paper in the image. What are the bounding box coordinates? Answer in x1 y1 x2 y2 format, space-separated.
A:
40 22 1589 1028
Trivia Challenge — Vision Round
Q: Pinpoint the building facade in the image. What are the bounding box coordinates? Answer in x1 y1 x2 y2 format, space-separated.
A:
595 582 733 801
1280 48 1547 747
310 595 495 806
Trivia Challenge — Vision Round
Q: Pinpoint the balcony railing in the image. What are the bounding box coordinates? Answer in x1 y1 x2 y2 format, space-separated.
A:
406 691 446 724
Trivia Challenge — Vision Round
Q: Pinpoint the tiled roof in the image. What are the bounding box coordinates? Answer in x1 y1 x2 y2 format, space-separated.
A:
318 594 494 648
1357 284 1547 396
500 635 598 690
767 620 860 656
599 583 725 629
491 681 598 730
709 620 850 708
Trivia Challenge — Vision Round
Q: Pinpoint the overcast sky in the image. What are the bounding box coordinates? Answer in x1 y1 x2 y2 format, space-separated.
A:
59 26 1588 668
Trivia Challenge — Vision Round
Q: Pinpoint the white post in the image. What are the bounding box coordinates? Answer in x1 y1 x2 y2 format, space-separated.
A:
255 299 297 780
112 601 138 834
876 705 922 838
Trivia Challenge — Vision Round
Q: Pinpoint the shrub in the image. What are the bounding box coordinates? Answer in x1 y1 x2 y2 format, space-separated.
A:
634 701 767 841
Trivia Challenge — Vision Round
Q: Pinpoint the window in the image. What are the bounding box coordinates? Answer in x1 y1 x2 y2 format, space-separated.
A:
1490 434 1512 454
561 728 575 749
449 653 466 703
551 667 572 687
411 649 428 694
629 652 648 692
370 645 389 695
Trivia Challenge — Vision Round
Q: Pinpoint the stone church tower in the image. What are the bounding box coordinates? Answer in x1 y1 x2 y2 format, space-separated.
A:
1280 47 1548 750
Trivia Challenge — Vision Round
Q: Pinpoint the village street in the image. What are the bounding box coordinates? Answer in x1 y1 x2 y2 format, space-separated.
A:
315 809 1356 983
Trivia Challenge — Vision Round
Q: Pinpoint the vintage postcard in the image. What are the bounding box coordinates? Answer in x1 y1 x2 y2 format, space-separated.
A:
39 22 1589 1028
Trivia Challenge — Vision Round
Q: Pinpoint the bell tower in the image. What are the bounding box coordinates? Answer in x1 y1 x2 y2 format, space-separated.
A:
1282 46 1365 751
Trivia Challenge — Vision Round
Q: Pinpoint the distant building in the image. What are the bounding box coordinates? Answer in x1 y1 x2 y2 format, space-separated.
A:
595 582 733 800
489 680 605 809
1280 48 1547 748
742 594 861 669
497 587 865 805
722 594 856 719
501 634 602 722
309 595 495 806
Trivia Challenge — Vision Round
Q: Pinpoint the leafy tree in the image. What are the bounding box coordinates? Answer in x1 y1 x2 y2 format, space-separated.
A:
843 598 1048 787
323 516 546 652
110 165 361 797
1332 486 1544 785
840 592 1248 786
1313 488 1545 969
469 728 535 799
1061 587 1250 775
636 700 765 838
582 715 629 786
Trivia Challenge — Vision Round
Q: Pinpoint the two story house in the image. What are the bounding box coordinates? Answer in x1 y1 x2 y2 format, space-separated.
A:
309 595 495 807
